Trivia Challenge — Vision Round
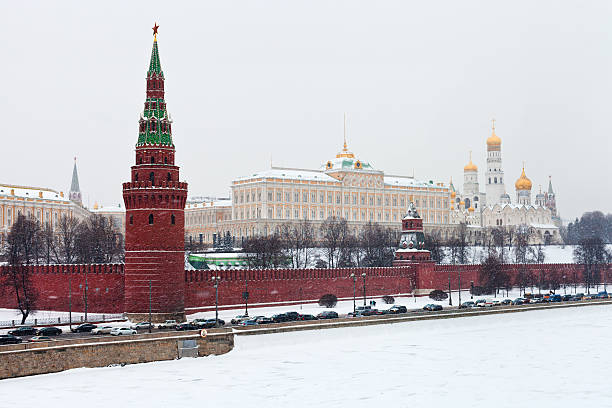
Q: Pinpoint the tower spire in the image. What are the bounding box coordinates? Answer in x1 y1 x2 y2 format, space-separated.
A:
69 157 82 206
343 112 348 151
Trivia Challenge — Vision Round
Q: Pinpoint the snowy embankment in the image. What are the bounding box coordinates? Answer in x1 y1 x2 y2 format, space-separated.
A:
1 305 611 405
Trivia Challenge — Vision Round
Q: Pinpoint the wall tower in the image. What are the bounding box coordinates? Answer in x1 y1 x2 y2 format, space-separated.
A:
122 25 188 322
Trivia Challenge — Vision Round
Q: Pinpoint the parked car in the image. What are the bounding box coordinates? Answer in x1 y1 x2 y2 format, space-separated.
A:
501 299 512 305
596 292 609 299
37 327 62 336
272 314 289 323
387 305 408 314
157 320 178 329
284 312 300 321
474 299 486 307
231 315 250 325
240 319 259 326
317 311 339 319
254 316 274 324
562 294 572 301
512 298 525 305
8 326 37 336
29 336 54 342
575 293 585 300
131 322 154 330
0 334 23 345
298 314 317 321
549 294 562 302
200 319 225 328
423 304 443 311
92 326 114 335
459 301 475 309
491 300 502 307
569 295 582 301
110 327 137 336
176 322 199 331
71 323 97 333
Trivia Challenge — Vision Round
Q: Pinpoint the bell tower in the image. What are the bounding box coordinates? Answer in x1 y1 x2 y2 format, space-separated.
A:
122 24 188 322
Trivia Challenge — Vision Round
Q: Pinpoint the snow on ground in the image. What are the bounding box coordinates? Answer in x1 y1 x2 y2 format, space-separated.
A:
1 305 611 406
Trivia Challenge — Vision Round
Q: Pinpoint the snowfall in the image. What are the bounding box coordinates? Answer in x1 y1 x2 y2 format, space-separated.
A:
1 304 612 406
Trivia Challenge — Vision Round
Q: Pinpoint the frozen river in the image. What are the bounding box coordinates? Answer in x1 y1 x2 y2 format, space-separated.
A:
1 305 611 406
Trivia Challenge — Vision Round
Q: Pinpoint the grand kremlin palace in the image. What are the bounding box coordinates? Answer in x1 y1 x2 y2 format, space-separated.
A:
185 142 452 245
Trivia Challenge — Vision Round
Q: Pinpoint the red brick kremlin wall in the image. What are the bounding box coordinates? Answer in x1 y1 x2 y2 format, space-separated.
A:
0 263 609 314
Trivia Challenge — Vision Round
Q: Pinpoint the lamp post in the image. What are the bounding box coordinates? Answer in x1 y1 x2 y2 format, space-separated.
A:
243 273 249 317
350 273 357 314
458 268 462 307
448 269 452 306
362 273 367 306
148 279 152 333
212 276 221 327
68 274 72 331
470 281 474 300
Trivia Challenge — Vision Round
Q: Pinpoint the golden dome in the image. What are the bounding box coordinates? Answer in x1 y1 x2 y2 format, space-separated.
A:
463 151 477 172
459 200 465 207
468 206 475 212
93 202 99 210
450 191 456 199
487 120 501 147
515 166 532 190
450 205 454 210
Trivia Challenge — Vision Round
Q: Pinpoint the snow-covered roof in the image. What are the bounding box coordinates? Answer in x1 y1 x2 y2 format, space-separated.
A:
385 176 443 189
530 223 559 230
320 156 375 172
0 183 69 202
484 203 547 211
235 168 338 183
91 204 125 213
186 199 232 209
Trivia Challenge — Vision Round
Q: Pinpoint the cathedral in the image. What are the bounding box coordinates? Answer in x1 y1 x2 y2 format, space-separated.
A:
449 121 561 245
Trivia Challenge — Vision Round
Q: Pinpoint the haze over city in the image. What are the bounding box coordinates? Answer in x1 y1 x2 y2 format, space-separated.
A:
1 1 611 220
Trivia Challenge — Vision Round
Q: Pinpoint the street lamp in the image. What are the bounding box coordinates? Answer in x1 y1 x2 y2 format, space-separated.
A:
362 273 367 306
350 273 357 314
243 273 249 317
212 276 221 327
458 268 462 307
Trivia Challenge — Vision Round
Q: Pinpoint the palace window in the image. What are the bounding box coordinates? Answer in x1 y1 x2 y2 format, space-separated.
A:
393 197 397 206
148 214 154 224
400 198 405 206
268 192 273 201
171 214 175 225
129 215 133 225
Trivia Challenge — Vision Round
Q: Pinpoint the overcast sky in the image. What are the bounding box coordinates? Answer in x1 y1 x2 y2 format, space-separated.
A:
1 1 611 221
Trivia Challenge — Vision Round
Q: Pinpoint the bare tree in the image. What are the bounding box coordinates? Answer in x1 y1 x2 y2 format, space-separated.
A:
3 215 39 323
243 235 285 269
320 217 352 268
574 237 609 294
281 221 315 268
53 215 80 264
514 225 531 264
424 230 445 264
76 214 124 263
358 222 395 267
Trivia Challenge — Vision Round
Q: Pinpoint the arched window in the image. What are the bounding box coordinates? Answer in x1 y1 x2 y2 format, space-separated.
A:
167 172 171 182
164 157 168 164
171 214 175 225
129 215 133 225
138 157 142 164
494 177 497 184
149 172 155 185
134 173 138 182
150 156 155 164
148 214 154 224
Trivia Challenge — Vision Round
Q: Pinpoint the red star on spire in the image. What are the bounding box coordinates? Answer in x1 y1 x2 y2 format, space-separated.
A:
152 23 159 37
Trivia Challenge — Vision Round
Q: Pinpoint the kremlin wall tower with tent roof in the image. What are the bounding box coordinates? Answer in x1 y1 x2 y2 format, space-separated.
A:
0 26 604 321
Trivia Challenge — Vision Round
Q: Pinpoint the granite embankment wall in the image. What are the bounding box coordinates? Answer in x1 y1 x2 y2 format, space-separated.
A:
0 329 234 379
1 263 609 314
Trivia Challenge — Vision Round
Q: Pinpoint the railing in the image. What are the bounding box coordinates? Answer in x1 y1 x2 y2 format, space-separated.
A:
0 313 126 328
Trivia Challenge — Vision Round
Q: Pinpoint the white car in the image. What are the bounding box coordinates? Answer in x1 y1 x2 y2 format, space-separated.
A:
92 326 114 335
110 327 137 336
131 322 154 330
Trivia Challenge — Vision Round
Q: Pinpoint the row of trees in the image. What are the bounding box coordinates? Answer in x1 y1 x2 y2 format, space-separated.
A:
564 211 612 244
242 218 398 269
0 214 124 323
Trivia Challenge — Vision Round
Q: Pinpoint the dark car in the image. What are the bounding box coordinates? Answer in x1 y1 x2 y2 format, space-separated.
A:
176 322 199 331
0 334 23 345
569 295 582 301
549 294 562 302
511 298 525 305
423 304 443 311
501 299 512 305
596 292 609 299
255 316 274 324
317 311 339 319
71 323 97 333
388 305 408 314
203 319 225 328
272 314 289 323
562 294 572 301
298 314 318 321
284 312 300 321
37 327 62 336
240 319 259 326
459 301 475 309
8 326 37 336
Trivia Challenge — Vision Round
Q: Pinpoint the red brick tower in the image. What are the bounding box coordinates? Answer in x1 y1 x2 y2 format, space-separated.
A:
393 202 431 264
122 25 188 322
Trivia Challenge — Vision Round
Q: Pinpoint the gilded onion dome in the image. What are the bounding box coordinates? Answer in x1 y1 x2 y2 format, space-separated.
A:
515 165 532 190
464 151 477 172
487 120 501 147
468 206 475 212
